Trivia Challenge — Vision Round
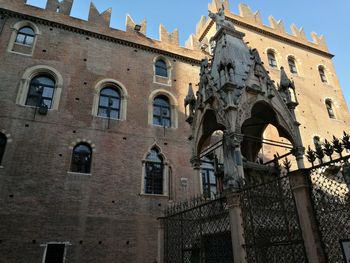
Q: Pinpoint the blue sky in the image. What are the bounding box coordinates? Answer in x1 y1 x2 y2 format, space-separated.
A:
26 0 350 108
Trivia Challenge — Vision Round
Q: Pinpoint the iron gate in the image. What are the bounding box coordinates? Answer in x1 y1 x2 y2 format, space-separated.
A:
163 196 233 263
309 166 350 262
240 175 308 263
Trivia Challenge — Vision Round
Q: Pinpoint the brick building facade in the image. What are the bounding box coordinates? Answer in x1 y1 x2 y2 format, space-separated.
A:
0 0 349 262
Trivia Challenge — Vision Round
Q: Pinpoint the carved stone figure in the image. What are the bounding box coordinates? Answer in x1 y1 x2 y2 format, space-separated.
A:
208 5 234 30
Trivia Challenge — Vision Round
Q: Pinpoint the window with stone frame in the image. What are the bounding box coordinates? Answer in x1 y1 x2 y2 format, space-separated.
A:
267 50 278 68
318 66 328 83
313 136 321 149
26 75 55 109
288 56 298 74
155 59 168 77
153 95 171 127
15 26 35 46
70 143 92 174
144 148 164 195
325 99 335 119
0 133 7 165
97 87 121 119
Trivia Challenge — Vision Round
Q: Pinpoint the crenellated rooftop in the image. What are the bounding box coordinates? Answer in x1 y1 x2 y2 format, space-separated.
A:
0 0 203 63
187 0 331 57
0 0 332 60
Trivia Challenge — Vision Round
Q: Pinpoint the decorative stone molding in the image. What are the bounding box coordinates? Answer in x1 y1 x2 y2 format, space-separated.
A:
16 65 63 110
148 89 178 129
153 55 172 86
7 20 41 56
140 144 170 197
92 79 128 121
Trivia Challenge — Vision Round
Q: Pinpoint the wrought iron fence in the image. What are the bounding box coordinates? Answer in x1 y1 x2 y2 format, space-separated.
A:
240 175 307 263
305 132 350 262
163 196 233 263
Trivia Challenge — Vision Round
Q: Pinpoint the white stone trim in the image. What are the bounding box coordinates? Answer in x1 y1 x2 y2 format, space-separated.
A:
92 79 128 121
148 89 178 128
16 65 64 110
7 20 41 56
153 55 172 86
140 144 170 197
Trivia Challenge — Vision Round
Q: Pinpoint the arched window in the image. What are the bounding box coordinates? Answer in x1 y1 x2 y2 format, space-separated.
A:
70 143 92 174
0 133 7 165
155 59 168 77
288 56 298 74
26 75 55 109
144 148 164 194
319 66 327 83
153 95 171 127
98 87 121 119
325 99 335 119
15 27 35 46
313 136 321 149
267 50 277 68
200 157 217 198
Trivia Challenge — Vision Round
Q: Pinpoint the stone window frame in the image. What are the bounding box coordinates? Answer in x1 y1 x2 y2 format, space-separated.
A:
16 65 63 111
266 48 279 69
40 241 71 263
148 89 178 129
67 139 96 176
286 55 299 75
0 130 12 168
92 79 128 121
7 20 41 56
324 98 336 119
317 64 329 84
140 144 170 197
153 55 172 86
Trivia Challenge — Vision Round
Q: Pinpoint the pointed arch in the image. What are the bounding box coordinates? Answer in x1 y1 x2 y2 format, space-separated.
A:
141 144 170 196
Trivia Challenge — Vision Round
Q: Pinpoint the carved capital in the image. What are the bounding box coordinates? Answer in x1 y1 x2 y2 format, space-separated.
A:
292 146 305 159
190 156 201 170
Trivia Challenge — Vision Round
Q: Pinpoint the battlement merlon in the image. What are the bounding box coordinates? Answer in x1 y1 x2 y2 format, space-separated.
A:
194 0 331 56
0 0 203 63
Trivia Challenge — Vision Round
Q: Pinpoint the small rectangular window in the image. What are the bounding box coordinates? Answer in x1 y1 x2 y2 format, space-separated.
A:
44 243 65 263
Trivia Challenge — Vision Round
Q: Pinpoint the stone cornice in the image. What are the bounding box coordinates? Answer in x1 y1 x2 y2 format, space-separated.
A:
199 16 334 59
0 8 202 65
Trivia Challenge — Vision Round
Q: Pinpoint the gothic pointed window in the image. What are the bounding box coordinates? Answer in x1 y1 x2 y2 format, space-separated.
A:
98 87 121 119
0 133 7 165
325 99 335 119
144 148 164 195
70 143 92 174
319 66 327 83
26 75 55 109
267 50 277 68
155 59 168 77
288 56 298 74
153 95 171 127
15 26 35 46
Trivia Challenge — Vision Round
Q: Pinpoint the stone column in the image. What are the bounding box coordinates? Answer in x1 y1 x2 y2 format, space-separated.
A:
226 193 247 263
293 146 305 169
289 169 326 263
157 219 165 263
